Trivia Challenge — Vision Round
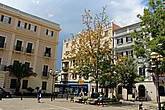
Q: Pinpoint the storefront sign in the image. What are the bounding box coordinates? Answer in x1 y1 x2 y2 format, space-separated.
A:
78 80 84 84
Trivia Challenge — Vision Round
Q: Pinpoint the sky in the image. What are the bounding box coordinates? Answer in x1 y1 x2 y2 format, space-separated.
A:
0 0 148 71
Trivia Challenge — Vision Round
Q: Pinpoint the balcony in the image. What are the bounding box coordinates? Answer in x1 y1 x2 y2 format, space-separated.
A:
61 74 68 82
14 46 23 52
61 78 68 81
0 43 6 49
25 48 34 54
44 53 51 57
62 67 69 72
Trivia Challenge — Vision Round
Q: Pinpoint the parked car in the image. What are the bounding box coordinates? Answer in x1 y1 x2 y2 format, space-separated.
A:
0 87 12 98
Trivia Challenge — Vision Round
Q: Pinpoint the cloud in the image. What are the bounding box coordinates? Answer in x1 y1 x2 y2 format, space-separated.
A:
32 0 40 5
48 13 54 18
106 0 146 27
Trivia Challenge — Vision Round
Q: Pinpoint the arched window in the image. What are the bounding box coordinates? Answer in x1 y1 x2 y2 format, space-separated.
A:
138 85 145 97
118 86 122 94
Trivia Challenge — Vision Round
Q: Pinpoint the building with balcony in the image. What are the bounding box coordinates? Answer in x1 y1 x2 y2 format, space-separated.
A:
113 23 158 101
0 3 61 93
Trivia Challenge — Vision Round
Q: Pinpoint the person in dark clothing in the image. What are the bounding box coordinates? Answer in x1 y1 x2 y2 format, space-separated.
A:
37 87 42 103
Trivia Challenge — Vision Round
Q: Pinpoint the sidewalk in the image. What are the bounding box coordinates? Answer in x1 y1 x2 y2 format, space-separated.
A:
121 100 158 110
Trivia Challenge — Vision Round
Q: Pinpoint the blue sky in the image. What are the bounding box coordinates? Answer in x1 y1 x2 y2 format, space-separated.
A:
0 0 147 71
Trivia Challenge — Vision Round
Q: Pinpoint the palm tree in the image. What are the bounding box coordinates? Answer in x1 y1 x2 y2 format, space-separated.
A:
7 62 37 94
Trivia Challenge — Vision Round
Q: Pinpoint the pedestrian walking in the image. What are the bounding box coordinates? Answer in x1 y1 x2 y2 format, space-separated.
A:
132 92 135 102
98 92 103 106
37 87 42 103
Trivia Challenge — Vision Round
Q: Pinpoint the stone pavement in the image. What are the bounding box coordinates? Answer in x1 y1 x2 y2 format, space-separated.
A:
0 98 158 110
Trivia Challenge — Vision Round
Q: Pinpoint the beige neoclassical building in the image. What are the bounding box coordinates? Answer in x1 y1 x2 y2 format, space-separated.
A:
0 3 61 93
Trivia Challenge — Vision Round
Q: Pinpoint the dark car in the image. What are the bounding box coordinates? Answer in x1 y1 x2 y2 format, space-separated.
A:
0 87 12 98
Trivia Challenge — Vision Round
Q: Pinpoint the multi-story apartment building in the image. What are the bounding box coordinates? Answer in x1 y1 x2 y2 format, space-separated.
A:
113 23 160 101
60 23 120 96
0 3 61 93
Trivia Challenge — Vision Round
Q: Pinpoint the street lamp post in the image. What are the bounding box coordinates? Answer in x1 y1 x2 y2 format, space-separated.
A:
49 69 59 101
150 52 163 110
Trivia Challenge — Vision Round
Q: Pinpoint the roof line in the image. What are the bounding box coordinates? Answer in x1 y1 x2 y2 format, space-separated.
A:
0 3 60 28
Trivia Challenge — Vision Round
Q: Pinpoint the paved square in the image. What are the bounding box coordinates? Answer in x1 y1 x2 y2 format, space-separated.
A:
0 98 157 110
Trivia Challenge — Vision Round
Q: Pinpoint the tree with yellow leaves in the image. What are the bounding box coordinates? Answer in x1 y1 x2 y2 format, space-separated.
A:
67 7 118 93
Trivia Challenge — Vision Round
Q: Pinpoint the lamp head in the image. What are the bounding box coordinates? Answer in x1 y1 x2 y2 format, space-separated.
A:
55 70 59 74
49 69 53 74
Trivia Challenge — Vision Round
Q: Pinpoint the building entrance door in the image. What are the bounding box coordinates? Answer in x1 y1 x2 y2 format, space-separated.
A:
138 85 145 97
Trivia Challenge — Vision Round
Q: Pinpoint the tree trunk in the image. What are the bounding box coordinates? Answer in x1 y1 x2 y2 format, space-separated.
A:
16 78 21 94
127 89 128 101
96 80 98 93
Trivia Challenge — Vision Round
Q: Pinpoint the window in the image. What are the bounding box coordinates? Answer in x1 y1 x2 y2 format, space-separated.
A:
105 30 108 36
26 42 33 53
72 74 77 80
18 21 27 29
126 37 133 43
42 81 47 90
139 67 145 76
10 79 16 89
126 50 133 57
65 51 69 55
28 24 37 32
25 62 30 69
44 47 51 57
66 43 68 48
22 80 28 89
15 40 22 51
13 60 19 65
117 38 123 45
46 29 54 36
1 15 11 24
42 65 48 76
121 52 123 56
0 36 5 48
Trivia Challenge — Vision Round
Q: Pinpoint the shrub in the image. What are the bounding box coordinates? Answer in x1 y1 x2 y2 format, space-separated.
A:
26 87 34 93
91 93 99 98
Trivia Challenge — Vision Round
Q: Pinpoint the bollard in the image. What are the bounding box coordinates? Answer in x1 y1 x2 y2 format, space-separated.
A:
0 94 2 100
162 104 164 110
139 103 143 110
21 92 23 100
66 93 68 100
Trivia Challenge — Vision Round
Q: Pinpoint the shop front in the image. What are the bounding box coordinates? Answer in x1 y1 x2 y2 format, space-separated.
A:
55 81 88 96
